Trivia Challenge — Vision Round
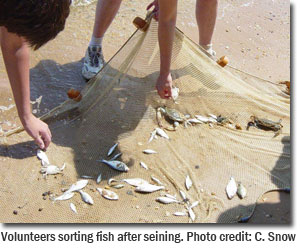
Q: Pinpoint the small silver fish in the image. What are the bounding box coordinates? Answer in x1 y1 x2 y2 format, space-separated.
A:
189 201 199 209
195 115 210 123
78 190 94 205
37 149 50 165
155 128 169 139
70 203 77 214
173 211 187 216
237 182 247 199
110 152 122 161
140 161 148 170
122 178 149 187
151 175 164 186
188 208 196 222
111 184 125 189
209 114 217 120
156 197 179 204
66 180 88 193
179 190 188 202
226 177 237 199
101 160 129 172
81 175 94 179
97 188 119 200
54 192 74 201
185 175 193 190
148 130 157 143
165 193 177 200
135 184 165 193
96 173 102 184
143 149 157 154
107 143 118 157
187 118 203 124
108 178 119 185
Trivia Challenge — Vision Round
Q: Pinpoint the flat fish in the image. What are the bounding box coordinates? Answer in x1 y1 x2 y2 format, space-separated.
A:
110 152 122 161
237 183 247 199
156 197 179 204
101 160 129 172
107 143 118 157
143 149 157 154
97 188 119 200
70 203 77 214
151 176 164 186
155 128 169 139
185 175 193 190
140 161 148 170
96 173 102 184
66 180 88 193
195 115 210 123
135 184 165 193
173 212 187 216
122 178 149 187
148 130 157 143
226 177 237 199
54 192 74 201
78 190 94 205
37 149 50 165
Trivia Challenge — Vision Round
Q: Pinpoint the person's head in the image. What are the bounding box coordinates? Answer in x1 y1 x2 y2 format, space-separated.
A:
1 0 71 50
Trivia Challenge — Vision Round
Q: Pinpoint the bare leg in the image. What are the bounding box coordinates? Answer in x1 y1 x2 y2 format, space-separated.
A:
156 0 177 99
92 0 122 38
196 0 218 46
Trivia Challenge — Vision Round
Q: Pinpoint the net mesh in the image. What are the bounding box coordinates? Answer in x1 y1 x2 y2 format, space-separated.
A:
1 20 290 223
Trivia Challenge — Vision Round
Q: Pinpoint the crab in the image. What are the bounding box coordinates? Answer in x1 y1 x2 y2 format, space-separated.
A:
247 115 283 137
216 115 234 126
156 106 189 131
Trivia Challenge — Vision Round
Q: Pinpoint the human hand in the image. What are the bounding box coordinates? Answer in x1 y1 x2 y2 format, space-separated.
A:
156 73 173 99
21 114 52 150
147 0 159 20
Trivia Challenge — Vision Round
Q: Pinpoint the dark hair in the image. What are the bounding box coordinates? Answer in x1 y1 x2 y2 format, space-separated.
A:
1 0 71 50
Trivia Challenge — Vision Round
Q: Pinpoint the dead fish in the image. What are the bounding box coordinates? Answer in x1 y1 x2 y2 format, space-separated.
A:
96 173 102 184
156 197 179 204
110 152 122 161
171 87 179 100
81 175 93 179
208 117 218 123
54 192 74 201
66 180 88 193
143 149 157 154
209 114 217 120
122 178 149 187
173 211 187 216
135 184 165 193
100 160 129 172
185 175 193 190
108 178 119 185
140 161 148 170
37 149 50 165
195 115 210 123
107 143 118 157
78 190 94 205
226 177 237 199
148 130 157 143
155 128 169 139
188 208 196 222
179 190 188 202
97 188 119 200
70 203 77 214
189 201 199 209
111 184 125 189
151 176 164 186
187 118 203 124
237 182 247 199
165 193 177 200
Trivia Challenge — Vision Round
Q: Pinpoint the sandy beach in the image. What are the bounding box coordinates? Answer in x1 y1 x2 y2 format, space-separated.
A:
0 0 290 223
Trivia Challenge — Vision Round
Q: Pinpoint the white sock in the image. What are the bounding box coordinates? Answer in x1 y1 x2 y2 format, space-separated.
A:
201 43 216 57
89 36 103 47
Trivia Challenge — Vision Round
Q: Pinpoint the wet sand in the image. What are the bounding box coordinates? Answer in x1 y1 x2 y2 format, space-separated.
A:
0 0 290 223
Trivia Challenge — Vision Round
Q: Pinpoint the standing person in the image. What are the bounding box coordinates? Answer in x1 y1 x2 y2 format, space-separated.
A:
82 0 218 98
0 0 71 150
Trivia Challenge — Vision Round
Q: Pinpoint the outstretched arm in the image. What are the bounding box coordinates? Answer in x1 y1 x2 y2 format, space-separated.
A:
0 27 51 150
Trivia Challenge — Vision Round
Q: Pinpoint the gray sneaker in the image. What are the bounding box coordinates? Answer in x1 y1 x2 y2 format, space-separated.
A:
82 45 105 80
